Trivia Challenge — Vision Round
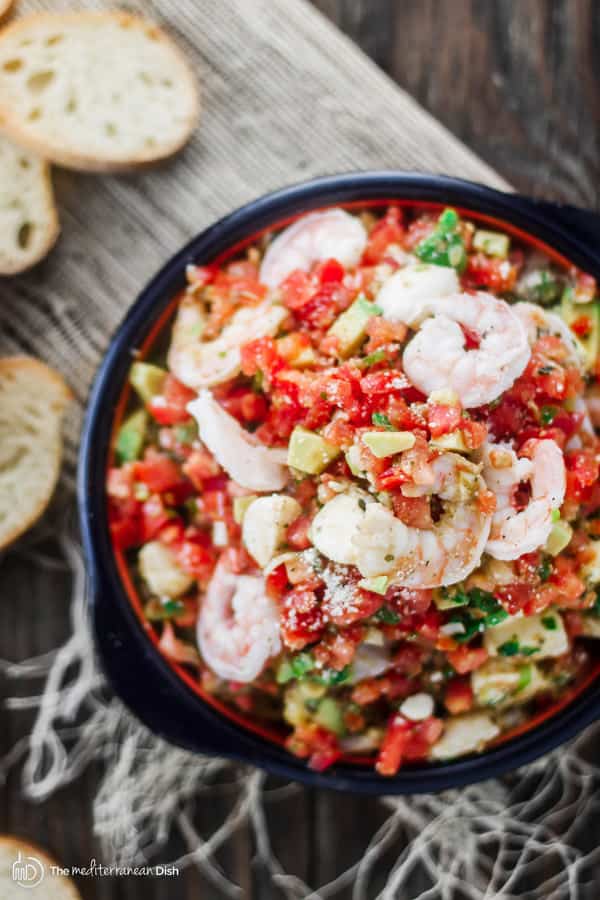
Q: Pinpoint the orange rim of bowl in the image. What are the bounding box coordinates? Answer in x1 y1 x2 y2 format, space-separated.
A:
108 199 600 764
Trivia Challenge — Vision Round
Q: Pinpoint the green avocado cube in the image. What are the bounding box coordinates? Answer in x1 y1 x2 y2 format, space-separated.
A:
287 426 341 474
327 295 381 358
129 362 167 403
472 229 510 258
559 292 599 371
361 430 416 458
116 409 147 462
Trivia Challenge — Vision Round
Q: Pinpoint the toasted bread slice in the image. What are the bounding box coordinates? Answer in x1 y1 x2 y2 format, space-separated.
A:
0 835 81 898
0 11 199 172
0 134 59 275
0 0 14 21
0 357 72 549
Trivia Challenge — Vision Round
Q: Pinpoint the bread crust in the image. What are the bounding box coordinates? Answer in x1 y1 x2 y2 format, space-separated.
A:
0 834 81 898
0 11 200 172
0 356 72 550
0 156 59 276
0 0 14 22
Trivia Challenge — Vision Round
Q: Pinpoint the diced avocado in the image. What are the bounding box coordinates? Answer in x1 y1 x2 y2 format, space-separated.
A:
430 430 468 453
472 229 510 258
116 409 147 462
362 430 416 458
545 519 573 556
429 388 460 407
559 291 599 370
129 362 167 403
415 208 467 272
358 575 389 595
287 426 341 474
314 697 345 735
344 444 364 477
233 495 258 524
327 295 381 358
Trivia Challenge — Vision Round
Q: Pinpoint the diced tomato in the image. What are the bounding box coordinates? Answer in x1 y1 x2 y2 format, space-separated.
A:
375 465 409 491
375 713 412 775
134 449 183 493
141 494 173 542
427 403 462 438
219 386 269 424
364 317 407 353
403 717 444 761
351 673 413 706
444 677 474 714
392 643 426 675
281 588 325 649
109 503 142 549
158 622 199 666
314 624 364 670
240 337 285 379
286 724 341 772
363 207 405 265
186 264 217 288
461 418 488 450
549 555 586 607
571 315 593 337
465 253 517 293
391 494 433 528
147 375 196 425
265 563 289 601
574 271 597 304
157 517 186 547
563 611 585 637
107 464 136 499
565 449 599 503
182 449 221 489
447 645 488 675
404 213 437 250
386 587 432 617
323 586 384 626
286 514 313 550
280 269 314 310
314 258 345 284
176 540 215 581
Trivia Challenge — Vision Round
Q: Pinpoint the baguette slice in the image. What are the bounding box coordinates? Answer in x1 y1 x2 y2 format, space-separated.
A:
0 835 81 898
0 134 59 274
0 357 72 550
0 11 199 172
0 0 14 21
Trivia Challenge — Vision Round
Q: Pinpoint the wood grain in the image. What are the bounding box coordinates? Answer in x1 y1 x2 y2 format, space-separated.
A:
2 2 599 898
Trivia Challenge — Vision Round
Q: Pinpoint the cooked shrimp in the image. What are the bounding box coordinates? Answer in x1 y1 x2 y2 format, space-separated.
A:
198 557 281 682
168 294 287 389
312 453 492 587
259 208 367 289
482 439 566 560
376 263 460 326
188 389 288 492
513 301 585 370
402 292 531 407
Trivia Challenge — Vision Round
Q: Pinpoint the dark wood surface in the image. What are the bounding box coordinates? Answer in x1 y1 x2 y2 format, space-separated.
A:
2 2 599 898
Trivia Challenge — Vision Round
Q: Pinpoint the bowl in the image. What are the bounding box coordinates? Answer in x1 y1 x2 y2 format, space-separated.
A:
79 171 600 794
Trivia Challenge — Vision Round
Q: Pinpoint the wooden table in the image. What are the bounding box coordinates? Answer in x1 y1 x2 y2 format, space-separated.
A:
2 1 598 897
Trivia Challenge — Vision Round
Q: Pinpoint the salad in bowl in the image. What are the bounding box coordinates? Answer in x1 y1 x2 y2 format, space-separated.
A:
105 199 600 777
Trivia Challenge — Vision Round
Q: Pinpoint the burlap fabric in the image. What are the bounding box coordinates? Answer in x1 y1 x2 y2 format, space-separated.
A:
2 2 598 898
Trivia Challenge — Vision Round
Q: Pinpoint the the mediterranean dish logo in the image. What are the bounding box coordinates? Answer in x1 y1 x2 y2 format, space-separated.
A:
12 850 45 888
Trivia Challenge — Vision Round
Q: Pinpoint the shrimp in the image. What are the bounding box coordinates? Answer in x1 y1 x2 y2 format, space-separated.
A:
259 208 367 289
312 453 492 588
402 292 531 407
482 439 566 560
187 389 288 492
198 557 281 682
513 301 585 370
376 263 460 326
168 294 287 389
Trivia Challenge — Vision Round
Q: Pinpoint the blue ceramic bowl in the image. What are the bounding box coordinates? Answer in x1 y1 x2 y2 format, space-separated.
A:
79 172 600 794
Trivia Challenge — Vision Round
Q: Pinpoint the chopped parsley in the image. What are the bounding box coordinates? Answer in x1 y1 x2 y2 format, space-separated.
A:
374 606 401 625
540 405 558 425
371 412 393 430
538 558 552 582
276 652 315 684
541 615 558 630
498 639 540 657
313 666 352 686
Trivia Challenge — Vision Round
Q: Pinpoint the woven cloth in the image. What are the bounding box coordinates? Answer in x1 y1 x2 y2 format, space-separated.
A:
2 2 598 898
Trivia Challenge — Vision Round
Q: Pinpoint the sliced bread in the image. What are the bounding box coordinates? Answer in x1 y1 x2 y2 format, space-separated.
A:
0 835 81 898
0 0 14 21
0 134 59 274
0 11 200 172
0 357 72 550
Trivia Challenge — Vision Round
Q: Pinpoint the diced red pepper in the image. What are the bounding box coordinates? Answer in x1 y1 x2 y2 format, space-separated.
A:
447 646 488 675
375 713 412 775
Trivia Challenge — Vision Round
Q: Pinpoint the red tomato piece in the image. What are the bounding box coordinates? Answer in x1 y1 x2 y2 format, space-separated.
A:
314 258 345 284
447 646 488 675
375 713 412 775
141 494 173 542
134 449 183 493
286 515 313 550
427 403 462 438
147 374 196 425
363 207 405 265
444 677 474 714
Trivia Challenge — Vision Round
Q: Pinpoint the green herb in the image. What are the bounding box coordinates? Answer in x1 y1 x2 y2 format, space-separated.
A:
358 498 367 511
541 615 558 630
145 598 185 621
371 412 393 430
276 652 315 684
448 610 485 643
538 558 552 582
361 349 387 368
174 421 198 445
313 666 352 686
540 406 558 426
374 606 401 625
415 208 467 273
551 508 561 523
521 645 541 656
515 664 532 693
443 587 470 606
498 638 520 657
537 366 555 376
